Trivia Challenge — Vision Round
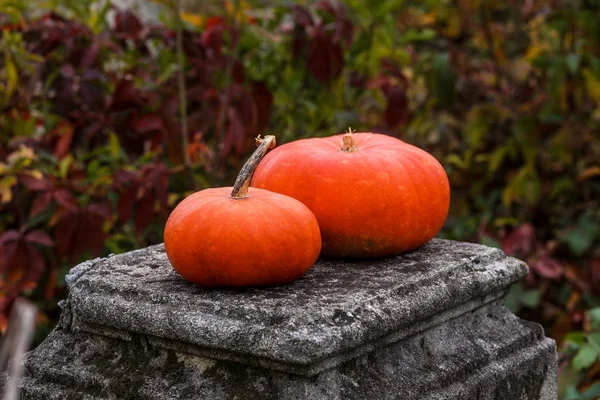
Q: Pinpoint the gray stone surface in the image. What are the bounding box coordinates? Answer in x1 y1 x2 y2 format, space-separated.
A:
17 239 557 399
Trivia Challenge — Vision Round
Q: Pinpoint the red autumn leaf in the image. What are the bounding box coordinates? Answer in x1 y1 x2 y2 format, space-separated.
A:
251 82 273 133
44 265 58 300
232 60 245 84
117 183 138 223
113 170 137 186
145 163 169 215
87 201 112 220
52 188 79 212
54 122 74 158
25 230 54 247
204 16 224 30
315 1 336 16
131 114 165 135
501 224 535 257
135 192 155 235
223 107 246 155
201 18 224 60
292 29 307 60
80 37 101 67
113 170 138 223
54 213 79 260
307 27 344 84
111 79 143 108
292 5 314 27
27 245 46 284
115 9 143 41
0 230 21 245
0 234 47 291
29 192 53 218
0 241 18 276
316 0 354 46
530 255 563 280
18 173 51 191
54 206 107 263
384 85 410 128
59 64 75 79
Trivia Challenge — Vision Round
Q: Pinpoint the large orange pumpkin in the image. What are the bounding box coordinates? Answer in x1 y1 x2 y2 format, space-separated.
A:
251 131 450 258
164 136 321 287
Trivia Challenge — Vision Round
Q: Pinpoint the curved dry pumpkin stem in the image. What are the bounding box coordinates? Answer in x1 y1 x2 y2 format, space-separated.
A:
341 127 358 152
231 135 276 199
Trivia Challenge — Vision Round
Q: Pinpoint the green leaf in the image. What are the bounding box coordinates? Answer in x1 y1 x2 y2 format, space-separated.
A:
464 107 491 150
479 235 501 249
400 28 436 43
488 146 508 174
562 384 582 400
549 176 574 199
431 53 456 109
582 382 600 399
564 332 587 346
504 282 523 314
588 333 600 351
520 289 542 308
561 216 600 257
375 0 405 18
572 343 598 370
589 307 600 329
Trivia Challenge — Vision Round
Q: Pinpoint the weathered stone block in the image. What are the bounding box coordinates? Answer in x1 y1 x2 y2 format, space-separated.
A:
17 239 557 399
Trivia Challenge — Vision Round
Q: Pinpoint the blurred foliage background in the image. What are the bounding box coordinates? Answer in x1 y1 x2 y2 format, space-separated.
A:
0 0 599 397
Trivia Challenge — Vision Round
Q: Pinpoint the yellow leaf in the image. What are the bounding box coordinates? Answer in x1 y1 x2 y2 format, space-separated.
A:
168 193 179 206
577 166 600 182
492 37 506 66
7 145 36 166
108 132 121 159
524 44 547 62
180 11 204 28
225 0 251 22
21 169 43 179
583 69 600 103
442 9 462 38
446 154 470 169
421 12 436 26
0 175 17 204
4 56 18 102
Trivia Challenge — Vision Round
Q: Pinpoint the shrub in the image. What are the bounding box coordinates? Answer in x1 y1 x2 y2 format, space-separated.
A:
1 0 599 396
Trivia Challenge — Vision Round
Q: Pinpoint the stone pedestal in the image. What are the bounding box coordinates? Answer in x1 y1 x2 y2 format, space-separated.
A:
18 240 557 399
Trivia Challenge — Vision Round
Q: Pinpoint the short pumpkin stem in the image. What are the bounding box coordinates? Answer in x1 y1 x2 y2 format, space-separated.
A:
341 127 358 152
231 135 276 199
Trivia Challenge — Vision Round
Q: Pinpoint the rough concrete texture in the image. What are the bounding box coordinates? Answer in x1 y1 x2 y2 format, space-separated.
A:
18 239 557 399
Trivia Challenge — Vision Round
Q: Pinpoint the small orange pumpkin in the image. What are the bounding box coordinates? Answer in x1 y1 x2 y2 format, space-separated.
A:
251 131 450 258
164 136 321 287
